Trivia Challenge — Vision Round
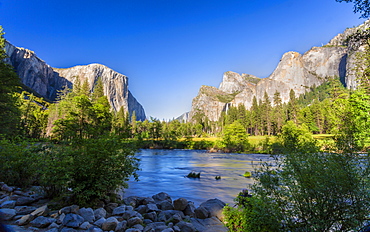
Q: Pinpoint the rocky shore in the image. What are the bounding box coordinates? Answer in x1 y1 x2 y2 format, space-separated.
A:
0 183 228 232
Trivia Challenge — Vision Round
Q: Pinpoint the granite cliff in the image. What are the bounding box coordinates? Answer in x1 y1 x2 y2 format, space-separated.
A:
188 21 369 122
5 42 146 121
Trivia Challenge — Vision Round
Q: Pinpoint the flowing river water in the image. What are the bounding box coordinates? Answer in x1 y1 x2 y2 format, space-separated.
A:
123 149 271 206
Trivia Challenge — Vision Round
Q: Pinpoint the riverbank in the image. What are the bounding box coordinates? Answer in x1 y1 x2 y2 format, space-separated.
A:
0 182 228 232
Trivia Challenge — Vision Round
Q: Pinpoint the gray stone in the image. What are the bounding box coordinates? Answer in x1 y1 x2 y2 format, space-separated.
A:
0 196 10 205
152 192 172 203
79 221 92 230
126 229 142 232
0 208 16 220
142 197 155 205
93 217 106 227
14 205 37 215
105 202 118 214
122 209 138 220
59 205 79 215
133 223 144 231
57 213 66 224
48 222 59 229
144 211 157 222
1 184 13 192
115 220 127 232
176 221 196 232
15 196 35 206
78 207 95 223
199 199 225 220
0 200 15 209
158 200 174 210
158 210 184 222
112 205 126 216
30 216 56 228
136 204 147 214
124 196 139 208
45 228 59 232
87 227 103 232
93 207 106 220
183 202 196 217
191 217 228 232
195 206 209 219
17 214 35 225
162 228 175 232
101 216 119 231
31 205 49 217
62 213 85 228
173 198 188 211
146 203 159 212
127 216 143 227
60 228 78 232
144 222 167 232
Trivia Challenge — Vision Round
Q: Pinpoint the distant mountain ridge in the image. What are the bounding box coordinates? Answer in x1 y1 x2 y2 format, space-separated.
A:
4 42 146 121
187 20 369 122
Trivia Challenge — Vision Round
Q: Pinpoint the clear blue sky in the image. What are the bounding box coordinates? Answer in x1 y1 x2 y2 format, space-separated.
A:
0 0 365 120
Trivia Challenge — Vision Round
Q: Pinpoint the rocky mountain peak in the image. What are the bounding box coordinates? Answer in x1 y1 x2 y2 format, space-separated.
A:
5 42 146 121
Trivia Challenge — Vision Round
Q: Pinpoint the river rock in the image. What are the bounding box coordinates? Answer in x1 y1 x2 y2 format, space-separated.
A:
15 196 35 206
93 207 106 220
30 216 56 228
0 208 16 220
17 214 35 225
195 206 209 219
127 216 143 227
78 207 95 223
59 205 79 215
152 192 172 203
112 205 126 216
14 205 37 215
144 222 167 232
158 200 174 210
199 199 225 220
62 213 85 228
191 217 228 232
176 221 196 232
79 221 92 230
0 200 16 208
144 211 157 222
115 220 127 232
31 205 49 217
183 202 196 217
1 184 14 192
93 217 106 227
174 198 188 211
101 216 118 231
147 203 159 212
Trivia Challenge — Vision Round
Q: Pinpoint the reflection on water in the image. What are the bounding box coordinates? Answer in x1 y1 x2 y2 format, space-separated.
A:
124 149 271 206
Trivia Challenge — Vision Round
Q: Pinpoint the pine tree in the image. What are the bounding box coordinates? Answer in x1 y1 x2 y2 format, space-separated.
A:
0 26 21 136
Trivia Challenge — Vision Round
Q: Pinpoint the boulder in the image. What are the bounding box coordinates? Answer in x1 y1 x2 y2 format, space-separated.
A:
17 214 34 226
31 205 49 217
191 217 228 232
152 192 172 203
0 208 16 220
199 199 225 220
144 222 167 232
79 221 92 230
0 200 16 209
112 205 126 216
127 216 143 227
101 216 119 231
195 206 209 219
176 221 196 232
144 211 157 222
93 207 106 220
14 206 37 215
1 184 14 192
173 198 188 211
183 202 196 217
59 205 79 214
62 213 85 228
104 202 118 214
78 207 95 223
15 196 35 206
93 217 106 227
135 204 147 214
30 216 56 228
158 200 174 210
146 203 160 212
115 220 127 232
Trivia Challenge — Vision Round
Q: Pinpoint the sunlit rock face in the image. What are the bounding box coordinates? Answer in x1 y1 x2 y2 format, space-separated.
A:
188 21 369 122
5 42 146 121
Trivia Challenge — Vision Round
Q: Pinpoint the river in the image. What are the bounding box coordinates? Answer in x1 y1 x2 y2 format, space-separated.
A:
123 149 271 206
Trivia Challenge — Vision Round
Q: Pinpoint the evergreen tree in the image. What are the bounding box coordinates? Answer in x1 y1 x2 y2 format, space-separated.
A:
0 26 21 137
